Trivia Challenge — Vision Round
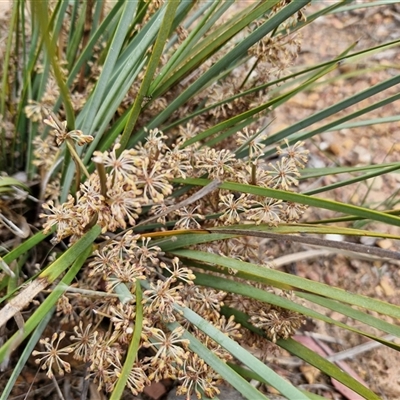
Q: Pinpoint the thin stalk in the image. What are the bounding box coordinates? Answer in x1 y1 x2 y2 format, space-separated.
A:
31 0 76 130
118 0 181 153
0 3 19 172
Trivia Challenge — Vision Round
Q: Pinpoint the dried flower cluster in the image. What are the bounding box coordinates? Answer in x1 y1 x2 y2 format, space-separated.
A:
0 0 311 398
33 124 308 397
39 128 308 245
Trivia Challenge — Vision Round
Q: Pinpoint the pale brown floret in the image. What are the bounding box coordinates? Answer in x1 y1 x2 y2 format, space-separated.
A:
181 286 226 323
177 353 221 400
281 201 308 222
40 196 81 242
267 157 301 190
134 236 163 265
137 158 174 202
250 307 306 343
93 144 139 185
143 325 190 376
43 113 93 146
195 148 236 179
247 197 283 226
89 246 119 278
277 139 310 169
89 331 122 375
236 127 267 161
68 321 96 362
25 100 46 122
144 280 184 322
160 257 196 285
32 332 73 378
106 354 151 394
218 193 247 224
107 186 142 229
175 205 205 229
217 315 241 336
109 303 136 343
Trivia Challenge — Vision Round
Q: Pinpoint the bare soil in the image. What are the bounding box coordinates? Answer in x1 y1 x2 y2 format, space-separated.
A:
270 2 400 399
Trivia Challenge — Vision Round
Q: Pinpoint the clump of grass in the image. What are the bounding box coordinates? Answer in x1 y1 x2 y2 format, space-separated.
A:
1 1 400 399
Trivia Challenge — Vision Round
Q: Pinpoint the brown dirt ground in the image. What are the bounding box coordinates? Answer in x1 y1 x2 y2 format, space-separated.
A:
269 2 400 399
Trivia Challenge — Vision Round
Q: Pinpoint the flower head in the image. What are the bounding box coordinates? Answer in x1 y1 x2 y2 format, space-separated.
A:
250 307 305 343
218 193 247 224
277 139 309 169
144 280 183 322
267 157 300 190
236 127 267 161
69 321 96 362
32 331 73 378
143 326 189 368
177 353 221 399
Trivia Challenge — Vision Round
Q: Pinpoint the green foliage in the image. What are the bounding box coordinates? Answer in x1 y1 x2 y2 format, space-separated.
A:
1 1 399 399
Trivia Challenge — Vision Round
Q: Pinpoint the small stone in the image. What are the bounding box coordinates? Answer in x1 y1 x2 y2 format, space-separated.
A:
266 385 281 395
325 234 344 242
343 139 354 150
393 143 400 153
144 381 168 400
368 175 383 191
328 143 341 156
379 275 395 297
376 239 392 250
353 145 372 164
360 236 376 246
375 285 383 297
300 364 321 384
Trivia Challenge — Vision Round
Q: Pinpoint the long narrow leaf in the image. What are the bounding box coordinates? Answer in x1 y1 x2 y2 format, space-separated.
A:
195 272 400 349
172 305 309 399
173 178 400 227
297 292 400 339
167 321 271 400
130 0 311 146
119 0 181 152
0 244 93 365
171 249 400 321
2 227 55 265
304 163 400 196
261 74 400 151
149 1 278 98
225 307 381 400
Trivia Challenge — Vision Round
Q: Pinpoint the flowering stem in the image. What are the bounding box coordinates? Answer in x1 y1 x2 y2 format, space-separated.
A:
66 139 90 179
240 55 260 90
95 159 108 199
65 139 89 196
209 228 400 261
31 1 75 130
118 0 180 154
251 162 257 186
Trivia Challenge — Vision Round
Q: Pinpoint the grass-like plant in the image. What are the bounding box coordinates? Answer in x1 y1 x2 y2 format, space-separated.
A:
1 1 400 399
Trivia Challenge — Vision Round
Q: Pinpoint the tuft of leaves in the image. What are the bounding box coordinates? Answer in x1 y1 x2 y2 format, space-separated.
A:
1 1 400 399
